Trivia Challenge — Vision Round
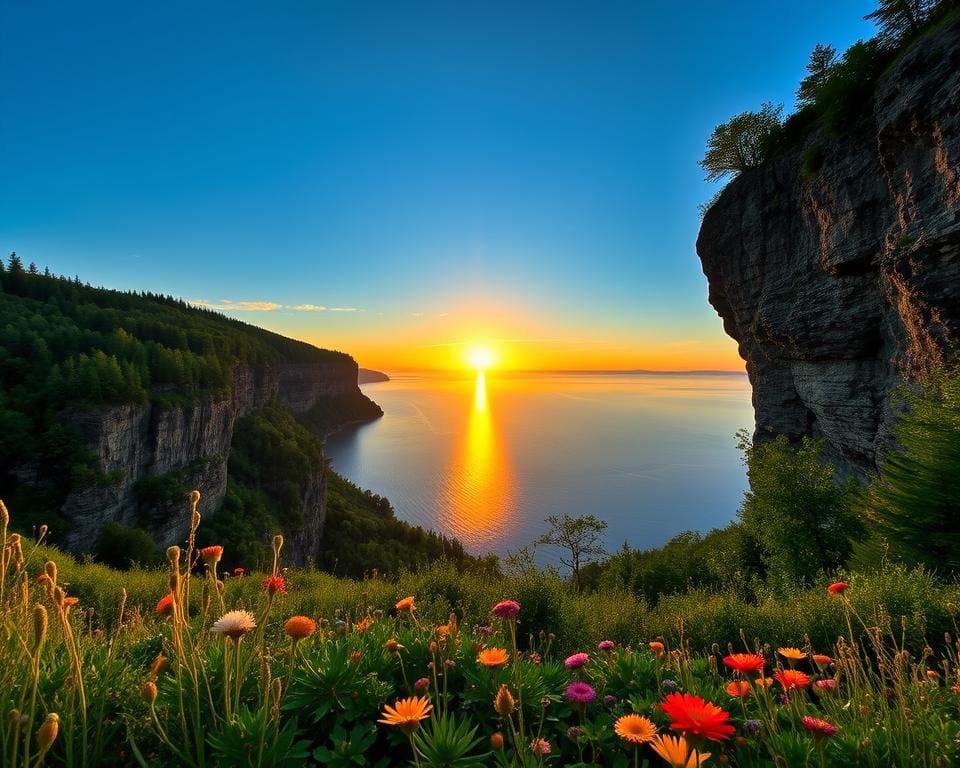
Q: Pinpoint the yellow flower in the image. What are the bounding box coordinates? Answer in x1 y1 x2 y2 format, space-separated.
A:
778 647 806 661
650 734 711 767
378 696 433 734
614 713 658 744
478 647 510 668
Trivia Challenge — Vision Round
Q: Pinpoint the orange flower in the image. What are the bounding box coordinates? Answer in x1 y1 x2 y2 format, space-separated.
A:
660 692 735 742
774 669 811 690
650 734 711 768
490 732 504 750
199 545 223 565
355 616 373 633
156 593 174 616
777 647 806 661
263 575 287 596
754 677 774 687
395 596 416 612
812 654 833 666
725 680 751 698
284 615 316 640
478 647 510 668
722 653 766 673
649 641 665 656
614 714 658 744
62 596 79 607
378 696 432 734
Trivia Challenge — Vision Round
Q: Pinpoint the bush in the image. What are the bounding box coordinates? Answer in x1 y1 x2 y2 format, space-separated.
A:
93 521 161 569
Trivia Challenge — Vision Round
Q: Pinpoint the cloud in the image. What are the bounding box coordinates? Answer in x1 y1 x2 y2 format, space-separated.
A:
291 304 328 312
329 307 362 312
191 298 282 312
410 312 425 317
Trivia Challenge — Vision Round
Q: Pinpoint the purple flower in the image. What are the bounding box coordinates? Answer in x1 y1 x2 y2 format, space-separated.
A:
567 726 582 742
597 640 615 652
743 719 761 735
564 653 590 670
661 679 678 690
603 694 617 707
492 600 521 619
815 678 837 692
566 681 596 705
477 625 494 637
413 677 429 691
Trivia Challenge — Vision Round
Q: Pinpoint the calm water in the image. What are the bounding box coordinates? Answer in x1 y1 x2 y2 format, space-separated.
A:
326 372 753 564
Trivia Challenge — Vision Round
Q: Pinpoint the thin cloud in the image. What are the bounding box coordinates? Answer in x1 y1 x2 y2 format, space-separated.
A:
329 307 362 312
191 298 282 312
291 304 328 311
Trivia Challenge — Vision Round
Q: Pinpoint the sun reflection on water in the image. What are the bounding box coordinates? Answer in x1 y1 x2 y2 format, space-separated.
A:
440 372 516 549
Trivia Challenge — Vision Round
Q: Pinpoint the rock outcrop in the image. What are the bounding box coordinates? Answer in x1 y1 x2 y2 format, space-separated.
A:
60 360 381 561
697 22 960 477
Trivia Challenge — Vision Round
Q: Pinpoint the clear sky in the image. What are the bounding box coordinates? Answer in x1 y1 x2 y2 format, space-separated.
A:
1 1 876 371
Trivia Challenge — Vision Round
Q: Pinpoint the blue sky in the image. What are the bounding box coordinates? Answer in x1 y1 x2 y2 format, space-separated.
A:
0 1 876 370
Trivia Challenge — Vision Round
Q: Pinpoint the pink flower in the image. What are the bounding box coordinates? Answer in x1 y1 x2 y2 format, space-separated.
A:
529 738 551 756
801 716 838 739
566 682 596 704
815 678 838 692
565 653 590 669
413 677 430 691
492 600 521 618
598 640 615 652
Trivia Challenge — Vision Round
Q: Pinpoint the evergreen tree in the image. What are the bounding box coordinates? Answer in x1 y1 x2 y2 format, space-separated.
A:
865 0 935 45
796 44 838 108
861 370 960 571
8 252 23 272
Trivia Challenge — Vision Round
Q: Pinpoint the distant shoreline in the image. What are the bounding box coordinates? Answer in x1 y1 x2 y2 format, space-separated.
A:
361 368 748 377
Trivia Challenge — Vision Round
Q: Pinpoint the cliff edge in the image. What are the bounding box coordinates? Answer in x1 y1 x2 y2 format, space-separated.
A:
696 22 960 477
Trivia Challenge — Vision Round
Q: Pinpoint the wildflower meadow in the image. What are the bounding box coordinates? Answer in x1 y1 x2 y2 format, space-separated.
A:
3 492 960 766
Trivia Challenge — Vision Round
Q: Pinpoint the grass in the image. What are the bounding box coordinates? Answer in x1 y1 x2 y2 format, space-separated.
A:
3 495 960 766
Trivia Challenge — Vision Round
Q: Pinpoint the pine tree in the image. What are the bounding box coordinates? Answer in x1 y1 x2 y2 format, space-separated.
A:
865 0 936 45
862 370 960 571
796 44 838 108
8 252 23 272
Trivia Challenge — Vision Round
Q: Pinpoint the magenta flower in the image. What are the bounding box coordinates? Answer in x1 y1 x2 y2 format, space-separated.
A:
815 678 838 692
564 652 590 669
597 640 615 652
566 681 596 704
801 716 838 739
413 677 430 691
492 600 521 619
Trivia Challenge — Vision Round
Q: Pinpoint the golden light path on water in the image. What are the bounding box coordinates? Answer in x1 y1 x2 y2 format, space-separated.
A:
438 371 518 549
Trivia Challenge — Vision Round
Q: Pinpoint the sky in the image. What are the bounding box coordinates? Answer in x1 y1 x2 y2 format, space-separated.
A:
0 1 876 372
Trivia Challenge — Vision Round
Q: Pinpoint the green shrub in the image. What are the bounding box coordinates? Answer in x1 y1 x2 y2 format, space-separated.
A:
93 521 161 569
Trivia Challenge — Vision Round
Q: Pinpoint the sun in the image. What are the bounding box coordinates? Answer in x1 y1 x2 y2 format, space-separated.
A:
465 345 495 371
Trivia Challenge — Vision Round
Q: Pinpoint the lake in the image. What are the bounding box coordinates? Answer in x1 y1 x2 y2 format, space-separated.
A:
326 372 754 565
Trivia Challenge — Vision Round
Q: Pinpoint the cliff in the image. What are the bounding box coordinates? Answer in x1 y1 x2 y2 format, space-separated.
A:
358 368 390 384
60 360 382 562
696 22 960 477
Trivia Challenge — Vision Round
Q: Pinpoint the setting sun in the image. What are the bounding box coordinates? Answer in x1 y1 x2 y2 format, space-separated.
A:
465 346 496 371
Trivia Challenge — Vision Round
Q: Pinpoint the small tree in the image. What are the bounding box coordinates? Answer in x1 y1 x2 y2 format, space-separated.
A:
865 0 935 45
537 514 608 592
796 44 838 108
699 102 784 182
861 370 960 571
737 430 861 592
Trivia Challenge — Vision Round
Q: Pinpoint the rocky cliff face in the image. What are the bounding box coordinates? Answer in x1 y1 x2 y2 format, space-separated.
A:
697 23 960 477
61 360 380 562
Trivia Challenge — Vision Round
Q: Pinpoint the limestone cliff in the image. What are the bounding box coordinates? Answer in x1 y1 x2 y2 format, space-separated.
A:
696 22 960 477
60 360 381 562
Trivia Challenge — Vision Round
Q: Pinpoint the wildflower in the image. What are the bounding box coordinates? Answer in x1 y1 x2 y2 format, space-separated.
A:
815 678 837 692
812 654 833 665
210 610 257 640
603 694 618 707
373 608 384 618
263 575 287 596
284 615 316 640
36 573 49 584
650 734 711 768
566 681 596 704
529 738 551 756
443 659 456 670
141 681 158 704
355 616 373 632
494 684 515 716
725 680 751 698
395 596 415 612
349 650 363 664
927 669 940 681
413 677 430 691
33 604 48 649
385 638 403 653
490 733 504 750
567 725 583 741
662 679 678 690
478 647 510 668
477 625 494 637
614 713 658 745
528 651 542 664
660 692 735 742
156 593 174 616
36 713 59 752
541 696 551 710
828 581 849 595
564 652 590 669
598 639 615 652
723 653 766 673
150 654 169 677
754 677 773 687
378 696 433 734
199 545 223 566
777 647 806 661
233 567 245 577
492 600 520 618
649 641 665 656
774 669 810 691
743 719 761 735
801 716 838 739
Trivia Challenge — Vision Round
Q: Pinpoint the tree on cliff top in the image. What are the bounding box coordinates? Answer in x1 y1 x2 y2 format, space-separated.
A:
866 0 937 45
796 44 838 108
699 102 783 183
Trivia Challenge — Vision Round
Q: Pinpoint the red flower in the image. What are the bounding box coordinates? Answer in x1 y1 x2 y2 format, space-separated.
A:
722 653 766 673
827 581 849 595
200 545 223 564
233 567 245 576
660 693 735 742
774 669 811 691
156 593 174 615
263 575 287 596
725 681 751 698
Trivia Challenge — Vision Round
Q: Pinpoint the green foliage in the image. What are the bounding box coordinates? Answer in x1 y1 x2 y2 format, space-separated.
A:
93 521 161 569
699 102 784 182
795 43 838 108
866 0 938 45
537 513 608 592
861 369 960 572
799 144 825 180
737 430 862 592
413 713 490 768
